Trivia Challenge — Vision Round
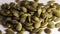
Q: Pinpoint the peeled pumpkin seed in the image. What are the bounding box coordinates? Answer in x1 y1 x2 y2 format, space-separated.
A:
41 22 48 28
17 30 25 34
37 29 44 34
44 28 51 34
47 22 55 29
12 10 19 17
5 28 14 34
25 26 34 31
37 8 42 17
55 22 60 28
34 22 41 29
32 16 40 22
16 23 22 31
0 0 60 34
54 18 60 22
21 7 27 13
25 23 33 26
53 8 60 18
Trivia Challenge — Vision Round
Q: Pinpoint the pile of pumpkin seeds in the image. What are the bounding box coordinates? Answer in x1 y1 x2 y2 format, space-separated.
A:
0 0 60 34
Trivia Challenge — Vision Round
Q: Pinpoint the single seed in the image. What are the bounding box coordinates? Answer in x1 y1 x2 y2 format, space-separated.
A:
55 22 60 28
44 28 51 34
16 23 22 31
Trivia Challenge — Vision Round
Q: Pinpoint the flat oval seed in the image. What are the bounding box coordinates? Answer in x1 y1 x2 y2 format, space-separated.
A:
12 10 19 17
21 7 27 13
55 23 60 28
16 23 22 31
25 26 34 31
34 22 41 29
5 29 14 34
17 31 25 34
44 28 51 34
47 22 55 29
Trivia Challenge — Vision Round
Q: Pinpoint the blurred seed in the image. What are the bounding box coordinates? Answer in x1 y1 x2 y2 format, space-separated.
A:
37 8 42 17
37 29 44 34
12 10 19 17
32 16 40 22
5 28 14 34
17 30 25 34
0 30 2 34
47 22 55 29
1 3 9 9
53 8 60 18
16 23 22 31
44 28 51 34
10 2 16 8
25 26 34 31
25 23 33 26
21 7 27 13
55 22 60 28
34 22 41 29
54 18 60 22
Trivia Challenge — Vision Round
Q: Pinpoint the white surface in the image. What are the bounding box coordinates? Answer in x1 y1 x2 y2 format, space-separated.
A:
0 0 60 34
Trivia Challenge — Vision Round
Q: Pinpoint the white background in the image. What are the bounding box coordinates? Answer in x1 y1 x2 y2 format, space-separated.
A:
0 0 60 34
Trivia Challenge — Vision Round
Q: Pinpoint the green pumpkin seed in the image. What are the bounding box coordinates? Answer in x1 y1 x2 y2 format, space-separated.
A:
44 28 51 34
5 28 14 34
55 22 60 28
16 23 22 31
47 22 55 29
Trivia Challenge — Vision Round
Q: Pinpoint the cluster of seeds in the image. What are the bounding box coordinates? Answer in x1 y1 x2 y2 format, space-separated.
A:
0 0 60 34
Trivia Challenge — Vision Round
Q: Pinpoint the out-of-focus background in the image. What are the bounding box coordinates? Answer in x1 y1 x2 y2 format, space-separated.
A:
0 0 60 34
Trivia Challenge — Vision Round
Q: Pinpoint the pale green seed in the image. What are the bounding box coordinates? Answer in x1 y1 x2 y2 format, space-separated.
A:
12 10 19 17
44 28 51 34
55 23 60 28
47 22 55 29
17 31 25 34
6 29 14 34
34 22 41 29
16 23 22 31
21 7 27 13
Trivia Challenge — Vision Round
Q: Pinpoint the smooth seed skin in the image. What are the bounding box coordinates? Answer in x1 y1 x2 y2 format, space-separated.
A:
44 28 51 34
16 23 22 31
55 23 60 28
34 22 41 29
0 0 60 34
